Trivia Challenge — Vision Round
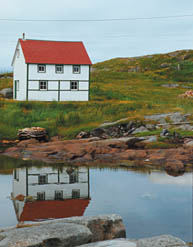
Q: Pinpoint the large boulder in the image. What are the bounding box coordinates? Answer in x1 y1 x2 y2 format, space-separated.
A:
63 214 126 242
0 88 13 98
0 222 92 247
77 235 188 247
134 234 188 247
78 239 136 247
18 127 47 141
0 215 126 247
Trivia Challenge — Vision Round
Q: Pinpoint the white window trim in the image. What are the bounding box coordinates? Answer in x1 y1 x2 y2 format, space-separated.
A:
73 65 80 74
55 65 64 74
70 81 79 91
38 64 46 73
39 81 48 91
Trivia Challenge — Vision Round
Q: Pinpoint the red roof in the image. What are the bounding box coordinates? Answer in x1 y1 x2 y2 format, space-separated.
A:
19 39 92 65
19 199 90 222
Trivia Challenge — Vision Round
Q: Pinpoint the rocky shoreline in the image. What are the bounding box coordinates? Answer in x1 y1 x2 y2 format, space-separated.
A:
2 135 193 175
2 112 193 175
0 215 190 247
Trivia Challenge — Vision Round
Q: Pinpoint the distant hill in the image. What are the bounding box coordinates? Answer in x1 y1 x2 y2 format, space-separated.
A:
90 49 193 101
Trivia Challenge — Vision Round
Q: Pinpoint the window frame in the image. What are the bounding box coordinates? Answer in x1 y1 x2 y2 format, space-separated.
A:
37 64 46 73
39 81 48 91
55 190 63 200
73 65 81 74
38 174 48 185
72 189 80 199
37 192 45 201
55 65 64 74
70 81 79 91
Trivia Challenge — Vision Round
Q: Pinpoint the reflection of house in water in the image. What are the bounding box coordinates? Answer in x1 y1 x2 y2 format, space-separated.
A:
12 167 90 222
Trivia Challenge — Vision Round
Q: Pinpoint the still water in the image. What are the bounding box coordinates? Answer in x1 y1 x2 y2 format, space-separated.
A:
0 156 192 242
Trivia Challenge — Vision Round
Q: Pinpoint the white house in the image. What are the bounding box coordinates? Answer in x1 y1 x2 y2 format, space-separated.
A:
11 36 92 101
12 166 90 222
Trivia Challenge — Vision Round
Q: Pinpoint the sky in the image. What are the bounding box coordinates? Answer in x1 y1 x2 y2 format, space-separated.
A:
0 0 193 71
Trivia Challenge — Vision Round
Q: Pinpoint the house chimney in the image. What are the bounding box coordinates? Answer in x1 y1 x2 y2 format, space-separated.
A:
22 33 25 40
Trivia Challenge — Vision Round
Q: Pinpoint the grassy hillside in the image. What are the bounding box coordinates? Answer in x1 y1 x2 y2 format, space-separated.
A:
1 50 193 140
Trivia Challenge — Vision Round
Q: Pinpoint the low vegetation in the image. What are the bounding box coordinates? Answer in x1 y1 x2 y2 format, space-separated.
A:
0 50 193 140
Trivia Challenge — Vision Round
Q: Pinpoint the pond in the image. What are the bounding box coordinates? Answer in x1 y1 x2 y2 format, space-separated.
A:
0 155 192 242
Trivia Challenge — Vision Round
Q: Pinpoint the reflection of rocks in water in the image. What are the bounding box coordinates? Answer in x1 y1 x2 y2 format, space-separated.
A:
12 166 90 223
166 169 185 177
149 171 192 186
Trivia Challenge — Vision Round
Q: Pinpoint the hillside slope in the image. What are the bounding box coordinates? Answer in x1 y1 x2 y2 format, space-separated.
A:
90 49 193 101
1 50 193 140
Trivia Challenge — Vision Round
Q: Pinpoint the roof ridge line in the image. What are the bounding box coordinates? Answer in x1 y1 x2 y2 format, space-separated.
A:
19 38 83 43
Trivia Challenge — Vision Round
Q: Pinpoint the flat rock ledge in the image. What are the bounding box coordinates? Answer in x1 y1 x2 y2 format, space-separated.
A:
78 235 188 247
0 215 125 247
0 215 188 247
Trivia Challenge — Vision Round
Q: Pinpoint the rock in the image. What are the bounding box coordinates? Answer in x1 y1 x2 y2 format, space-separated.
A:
145 124 156 130
0 222 92 247
77 239 136 247
161 83 179 88
17 138 39 147
135 234 188 247
77 131 90 139
178 124 193 131
99 118 129 128
145 114 169 124
183 140 193 147
160 63 171 68
18 127 47 141
0 215 125 247
50 136 61 141
63 214 126 242
0 88 13 98
77 235 188 247
165 160 185 174
90 128 107 138
179 90 193 98
160 129 170 137
169 112 186 124
143 136 157 143
132 126 148 134
145 112 187 125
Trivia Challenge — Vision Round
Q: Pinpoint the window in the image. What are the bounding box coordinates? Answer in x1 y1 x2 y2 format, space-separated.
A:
69 171 78 184
15 80 19 91
55 190 63 200
73 65 80 74
55 65 64 74
37 192 45 201
38 175 48 184
38 64 46 73
14 169 19 181
39 81 48 90
70 81 78 90
72 189 80 199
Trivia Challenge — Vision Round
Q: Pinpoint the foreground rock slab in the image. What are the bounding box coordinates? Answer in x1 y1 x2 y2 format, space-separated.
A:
78 235 188 247
78 239 136 247
0 222 92 247
135 234 188 247
0 215 125 247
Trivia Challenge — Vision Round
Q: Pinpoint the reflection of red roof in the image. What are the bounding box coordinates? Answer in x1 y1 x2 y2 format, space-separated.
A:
19 199 90 222
19 39 92 65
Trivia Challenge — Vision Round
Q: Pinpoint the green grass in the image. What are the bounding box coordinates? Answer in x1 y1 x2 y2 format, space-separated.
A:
1 49 193 140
